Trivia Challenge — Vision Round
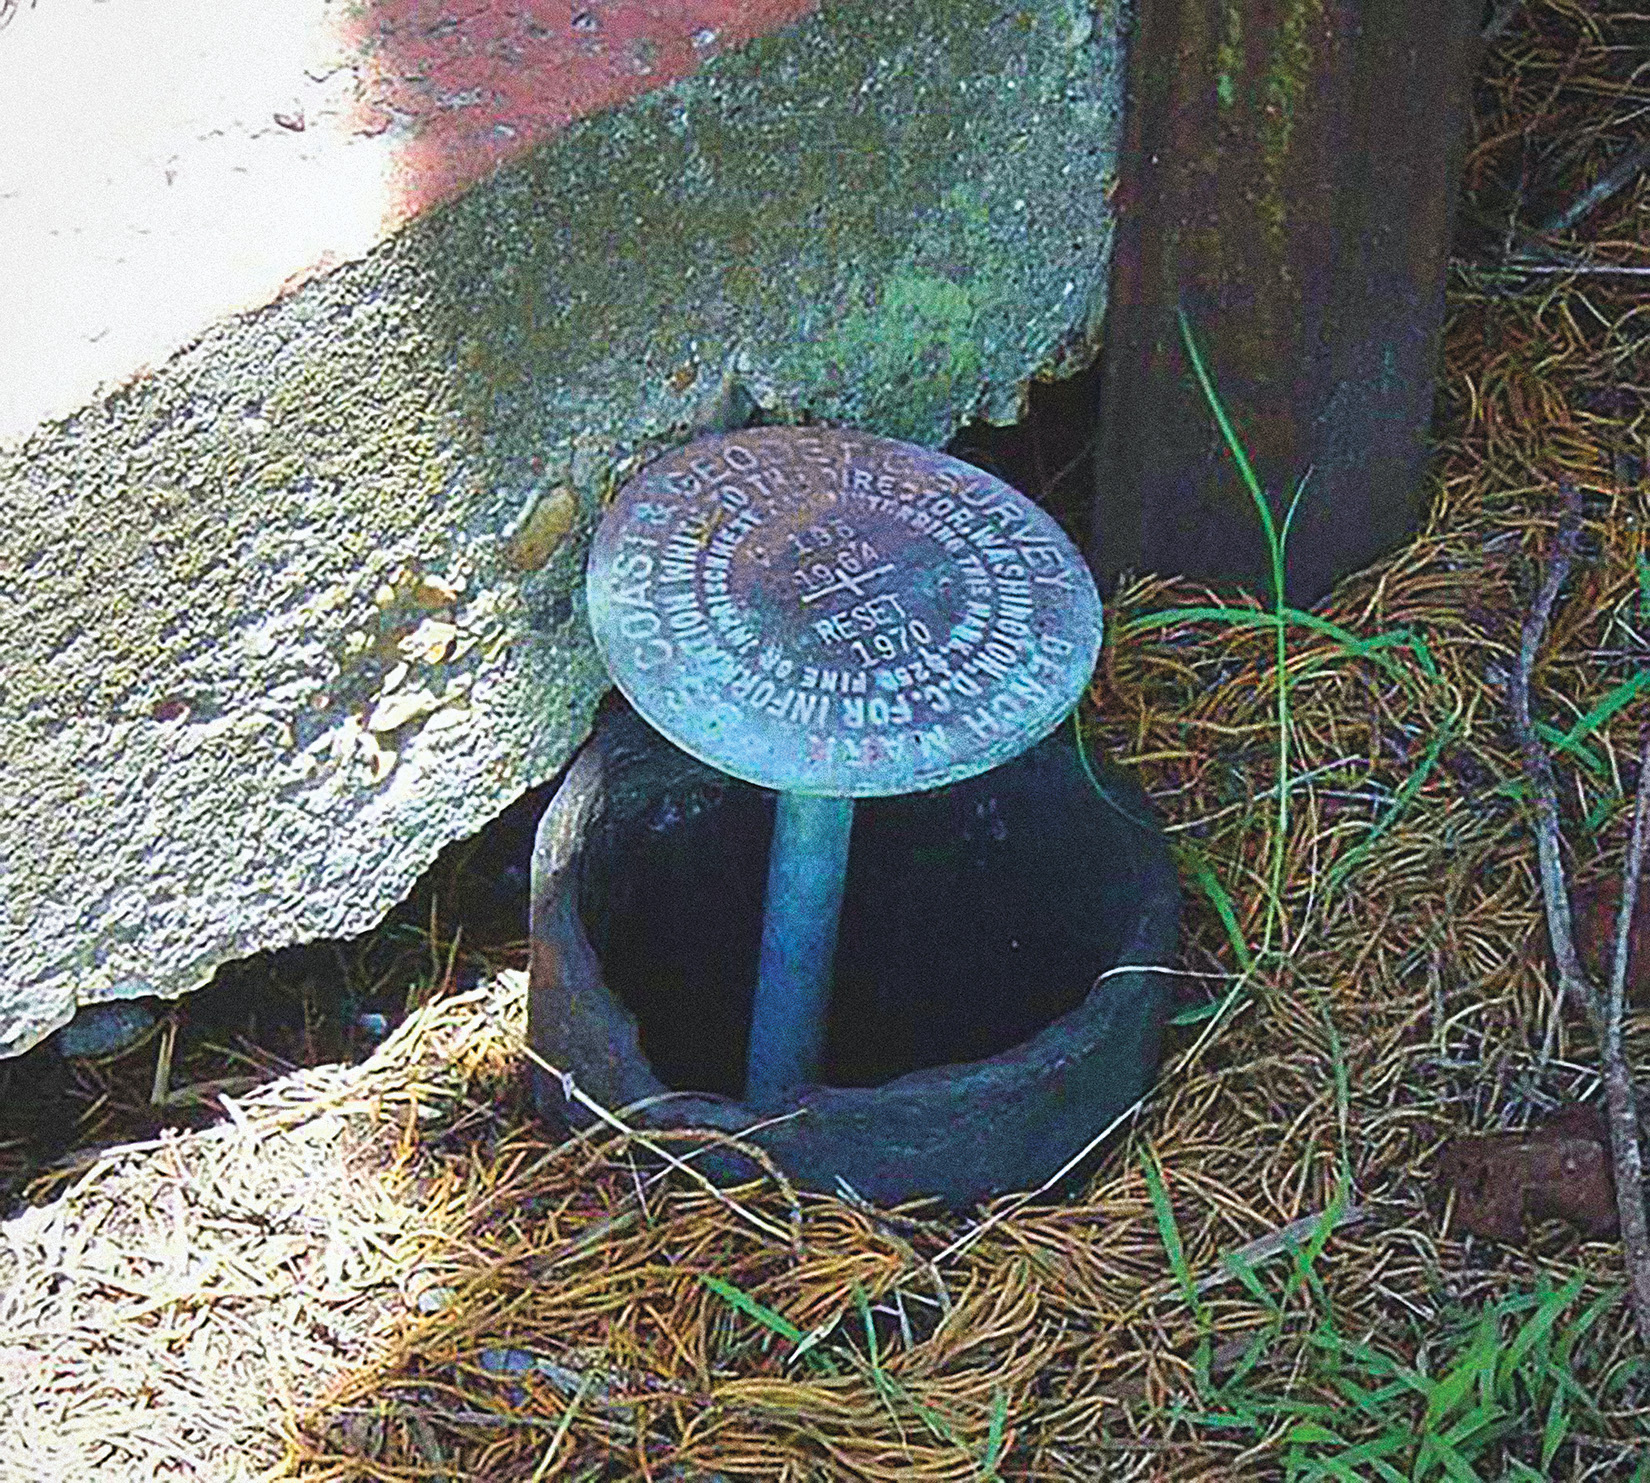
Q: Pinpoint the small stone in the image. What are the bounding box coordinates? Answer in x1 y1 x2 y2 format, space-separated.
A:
399 618 458 665
56 1000 156 1059
366 686 441 734
414 574 461 607
505 486 578 570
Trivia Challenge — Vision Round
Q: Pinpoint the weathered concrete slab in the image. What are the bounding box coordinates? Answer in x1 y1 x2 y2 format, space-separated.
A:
0 0 1125 1055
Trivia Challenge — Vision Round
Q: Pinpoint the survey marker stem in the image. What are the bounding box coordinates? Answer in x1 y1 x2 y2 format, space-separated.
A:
745 791 856 1110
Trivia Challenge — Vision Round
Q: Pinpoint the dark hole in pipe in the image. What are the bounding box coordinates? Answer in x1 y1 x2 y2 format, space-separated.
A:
579 730 1138 1097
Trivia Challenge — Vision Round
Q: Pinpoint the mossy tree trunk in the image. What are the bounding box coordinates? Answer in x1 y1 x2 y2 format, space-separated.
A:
1089 0 1483 606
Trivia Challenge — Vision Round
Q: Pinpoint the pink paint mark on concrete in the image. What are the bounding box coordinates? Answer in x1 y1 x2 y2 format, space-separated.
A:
339 0 820 224
0 0 819 440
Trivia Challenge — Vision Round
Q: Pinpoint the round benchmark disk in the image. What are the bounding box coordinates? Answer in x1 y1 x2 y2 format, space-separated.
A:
586 427 1102 798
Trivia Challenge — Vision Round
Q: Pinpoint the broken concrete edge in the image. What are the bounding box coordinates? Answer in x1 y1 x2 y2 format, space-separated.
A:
0 0 1124 1059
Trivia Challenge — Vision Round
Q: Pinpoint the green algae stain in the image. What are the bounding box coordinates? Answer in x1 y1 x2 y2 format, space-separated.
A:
428 0 1111 450
815 270 982 442
1216 3 1243 111
1254 0 1325 244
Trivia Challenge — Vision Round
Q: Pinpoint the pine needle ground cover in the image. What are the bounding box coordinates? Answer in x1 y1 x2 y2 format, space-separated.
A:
3 3 1649 1478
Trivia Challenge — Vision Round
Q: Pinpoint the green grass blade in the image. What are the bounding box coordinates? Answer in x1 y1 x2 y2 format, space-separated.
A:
1219 1246 1283 1316
1347 1378 1419 1416
1541 1362 1596 1412
1500 1274 1583 1385
1177 306 1275 543
1410 1423 1484 1483
1317 1432 1412 1483
1276 1203 1346 1309
1120 604 1423 681
1171 842 1255 978
851 1280 917 1445
1548 669 1650 757
1540 1385 1570 1471
1403 630 1441 679
1422 1314 1498 1432
1584 790 1621 832
1308 1333 1425 1394
1556 1284 1620 1371
1141 1146 1204 1323
1535 719 1609 777
1285 1421 1347 1447
852 1282 881 1373
1071 713 1163 839
1316 1010 1352 1194
701 1274 841 1376
1077 713 1256 1018
1325 720 1455 893
1217 1327 1281 1395
1282 466 1312 550
1170 995 1236 1027
1327 1372 1404 1418
1436 1399 1508 1453
884 1374 963 1450
1277 1211 1338 1314
1285 1426 1411 1483
978 1387 1008 1480
842 1284 976 1456
1175 303 1299 927
701 1274 805 1344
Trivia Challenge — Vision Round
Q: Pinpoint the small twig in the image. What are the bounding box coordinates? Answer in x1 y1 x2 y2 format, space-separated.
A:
1508 481 1650 1345
1512 486 1586 1010
1536 138 1650 239
1608 734 1650 1334
1465 261 1650 280
1194 1203 1370 1295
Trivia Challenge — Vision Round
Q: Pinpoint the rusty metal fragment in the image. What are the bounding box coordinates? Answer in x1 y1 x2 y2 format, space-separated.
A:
1090 0 1483 606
